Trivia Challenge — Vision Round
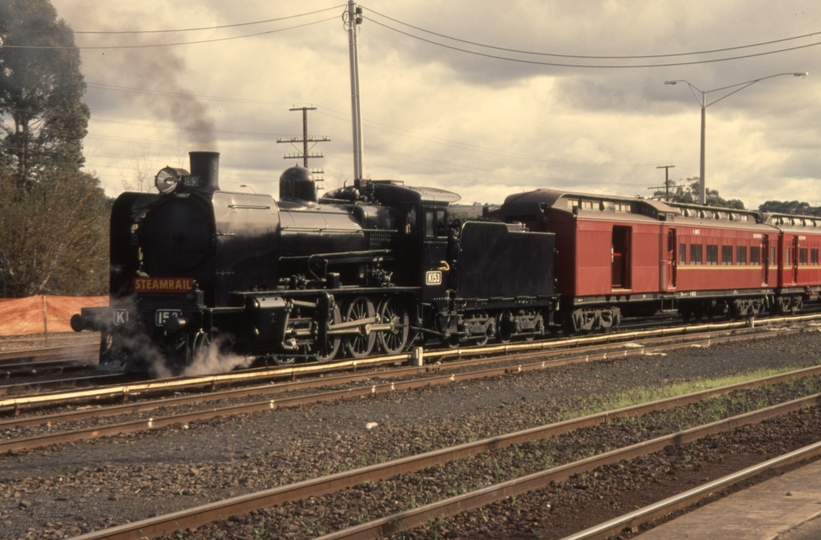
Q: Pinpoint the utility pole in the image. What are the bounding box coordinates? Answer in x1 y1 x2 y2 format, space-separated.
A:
345 0 364 182
277 106 330 187
648 165 679 201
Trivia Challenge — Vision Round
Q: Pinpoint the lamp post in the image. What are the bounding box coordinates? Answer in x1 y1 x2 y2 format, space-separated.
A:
665 72 807 205
239 184 257 193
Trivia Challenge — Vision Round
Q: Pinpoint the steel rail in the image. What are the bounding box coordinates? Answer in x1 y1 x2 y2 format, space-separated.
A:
316 393 821 540
562 440 821 540
0 353 405 410
0 329 804 449
425 312 821 362
69 390 821 539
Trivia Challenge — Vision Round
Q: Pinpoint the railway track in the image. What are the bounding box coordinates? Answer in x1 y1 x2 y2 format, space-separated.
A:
0 337 821 453
562 442 821 540
0 325 806 455
3 310 815 413
65 365 821 540
0 341 97 365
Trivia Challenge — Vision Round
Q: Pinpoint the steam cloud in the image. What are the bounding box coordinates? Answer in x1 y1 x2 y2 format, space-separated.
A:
121 48 217 149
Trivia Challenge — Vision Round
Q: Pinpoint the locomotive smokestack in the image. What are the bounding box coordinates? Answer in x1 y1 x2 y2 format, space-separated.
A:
189 151 220 193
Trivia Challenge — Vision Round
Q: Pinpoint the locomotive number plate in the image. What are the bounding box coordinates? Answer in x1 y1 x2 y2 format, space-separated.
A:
134 278 194 293
155 309 181 327
113 309 129 326
425 271 442 285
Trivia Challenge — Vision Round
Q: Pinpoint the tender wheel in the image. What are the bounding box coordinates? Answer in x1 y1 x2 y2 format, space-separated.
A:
377 296 409 354
312 306 342 362
497 310 514 342
344 297 376 358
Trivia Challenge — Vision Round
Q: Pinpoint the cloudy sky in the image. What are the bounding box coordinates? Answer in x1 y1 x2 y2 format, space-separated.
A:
49 0 821 208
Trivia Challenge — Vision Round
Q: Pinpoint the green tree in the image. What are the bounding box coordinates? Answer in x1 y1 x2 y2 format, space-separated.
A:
653 178 745 209
0 0 108 298
759 200 821 217
0 167 109 297
0 0 90 190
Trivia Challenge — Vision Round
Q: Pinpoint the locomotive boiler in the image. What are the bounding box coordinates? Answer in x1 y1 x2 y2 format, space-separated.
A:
72 152 558 373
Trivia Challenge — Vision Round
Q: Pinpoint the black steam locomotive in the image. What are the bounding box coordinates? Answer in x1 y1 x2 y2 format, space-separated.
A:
72 152 557 373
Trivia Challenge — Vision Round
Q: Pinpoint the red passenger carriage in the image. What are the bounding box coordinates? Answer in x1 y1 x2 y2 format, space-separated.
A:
500 190 821 332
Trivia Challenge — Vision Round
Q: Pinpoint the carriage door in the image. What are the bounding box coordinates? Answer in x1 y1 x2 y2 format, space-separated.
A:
421 206 450 302
667 229 677 289
793 236 800 284
611 226 631 289
762 235 769 285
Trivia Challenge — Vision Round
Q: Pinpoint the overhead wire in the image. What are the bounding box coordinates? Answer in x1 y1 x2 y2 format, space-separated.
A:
74 5 345 34
2 16 338 49
363 6 821 60
362 15 821 68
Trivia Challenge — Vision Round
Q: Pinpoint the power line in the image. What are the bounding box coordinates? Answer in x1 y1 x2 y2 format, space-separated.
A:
364 16 821 69
74 5 345 34
364 6 821 61
81 81 658 168
2 16 337 49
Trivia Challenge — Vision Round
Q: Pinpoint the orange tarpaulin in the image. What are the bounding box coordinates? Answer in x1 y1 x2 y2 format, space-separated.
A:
0 296 108 337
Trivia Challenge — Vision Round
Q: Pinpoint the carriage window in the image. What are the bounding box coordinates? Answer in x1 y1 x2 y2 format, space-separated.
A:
750 247 761 265
721 246 733 265
812 248 820 265
800 248 809 265
690 244 703 265
679 243 686 265
786 247 792 265
770 247 776 265
706 245 718 265
736 246 747 265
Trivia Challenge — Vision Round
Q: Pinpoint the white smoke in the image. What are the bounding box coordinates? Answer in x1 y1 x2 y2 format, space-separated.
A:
181 334 253 377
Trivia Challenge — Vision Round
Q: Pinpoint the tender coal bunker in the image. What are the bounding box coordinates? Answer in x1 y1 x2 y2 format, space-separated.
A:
143 197 212 274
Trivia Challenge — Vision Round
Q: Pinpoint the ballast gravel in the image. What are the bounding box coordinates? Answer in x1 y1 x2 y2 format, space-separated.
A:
1 327 820 539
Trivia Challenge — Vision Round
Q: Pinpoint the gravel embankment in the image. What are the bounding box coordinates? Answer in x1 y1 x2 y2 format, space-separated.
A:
1 328 820 539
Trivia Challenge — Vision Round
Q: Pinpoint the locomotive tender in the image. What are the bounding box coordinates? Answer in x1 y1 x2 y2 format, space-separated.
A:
71 152 558 372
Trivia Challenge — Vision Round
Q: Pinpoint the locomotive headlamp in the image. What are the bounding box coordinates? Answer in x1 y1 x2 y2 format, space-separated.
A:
155 167 188 194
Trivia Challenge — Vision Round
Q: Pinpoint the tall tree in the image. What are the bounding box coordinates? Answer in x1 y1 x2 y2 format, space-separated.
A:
652 178 745 209
759 200 821 216
0 0 90 191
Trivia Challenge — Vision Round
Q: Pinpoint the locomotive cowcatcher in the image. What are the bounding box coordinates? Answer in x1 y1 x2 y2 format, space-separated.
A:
72 152 558 373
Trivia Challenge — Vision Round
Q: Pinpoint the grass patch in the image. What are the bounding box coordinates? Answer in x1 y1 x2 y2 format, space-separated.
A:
563 366 808 420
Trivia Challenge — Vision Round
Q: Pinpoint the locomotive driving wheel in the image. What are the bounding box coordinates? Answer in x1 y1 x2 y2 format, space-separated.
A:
377 296 409 354
344 296 376 358
191 330 212 362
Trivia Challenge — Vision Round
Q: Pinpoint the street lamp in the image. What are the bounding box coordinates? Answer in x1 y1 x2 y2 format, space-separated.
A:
239 184 257 193
665 72 808 205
